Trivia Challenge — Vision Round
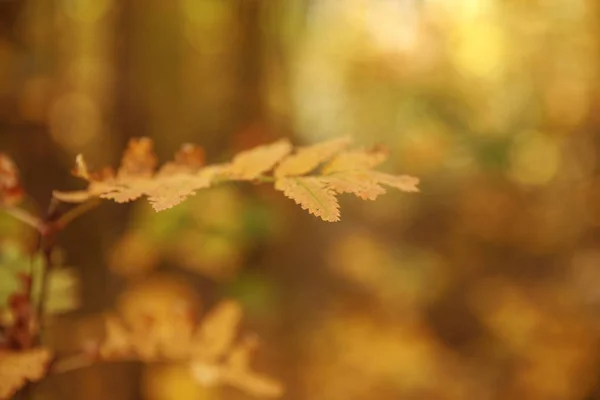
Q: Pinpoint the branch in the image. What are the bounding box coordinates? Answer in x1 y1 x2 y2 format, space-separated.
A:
1 207 45 233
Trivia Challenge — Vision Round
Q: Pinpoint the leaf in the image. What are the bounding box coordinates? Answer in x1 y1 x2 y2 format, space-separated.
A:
173 143 205 170
222 336 284 398
146 165 223 212
44 268 81 314
322 171 387 200
117 137 157 179
223 139 292 180
113 276 199 361
54 138 222 211
274 137 351 178
157 143 205 175
322 145 389 174
191 300 242 362
323 170 419 200
73 154 90 180
97 296 282 397
0 347 52 399
0 154 23 207
98 314 132 360
275 177 340 222
54 136 419 222
371 172 420 193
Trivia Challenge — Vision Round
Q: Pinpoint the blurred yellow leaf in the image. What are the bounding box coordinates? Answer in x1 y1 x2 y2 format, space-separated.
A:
0 347 53 399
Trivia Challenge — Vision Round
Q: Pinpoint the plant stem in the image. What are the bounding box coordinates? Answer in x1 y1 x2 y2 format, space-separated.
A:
51 352 96 375
35 199 60 345
1 207 45 233
54 198 101 230
35 198 100 343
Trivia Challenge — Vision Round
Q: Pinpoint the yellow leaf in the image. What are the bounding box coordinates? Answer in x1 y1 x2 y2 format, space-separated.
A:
223 336 283 397
54 136 419 221
322 171 387 200
55 143 222 211
322 145 389 174
372 172 420 193
275 177 340 222
146 165 224 211
274 137 351 178
0 347 53 399
223 139 292 180
156 143 205 176
99 314 132 360
73 154 90 180
115 276 199 361
45 268 81 314
223 369 284 398
117 137 157 179
191 300 242 362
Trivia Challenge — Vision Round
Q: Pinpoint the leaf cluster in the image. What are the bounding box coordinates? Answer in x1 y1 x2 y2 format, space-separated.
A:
0 135 419 399
54 136 419 221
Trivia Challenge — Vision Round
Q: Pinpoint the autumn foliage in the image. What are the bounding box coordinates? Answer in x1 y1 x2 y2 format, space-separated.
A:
0 137 418 399
54 136 418 221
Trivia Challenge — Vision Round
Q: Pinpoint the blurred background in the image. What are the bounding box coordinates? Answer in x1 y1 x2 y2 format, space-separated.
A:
1 0 600 399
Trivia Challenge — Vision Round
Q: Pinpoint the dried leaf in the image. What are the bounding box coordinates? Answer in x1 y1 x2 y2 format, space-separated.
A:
114 276 199 361
0 154 23 206
275 177 340 222
146 165 223 212
223 336 284 398
322 145 389 174
73 154 90 180
55 136 419 222
158 143 205 175
117 137 157 179
45 268 81 314
190 361 223 386
372 172 420 193
323 171 387 200
174 143 205 170
191 300 242 362
0 347 52 399
54 138 220 210
274 137 351 178
223 139 292 180
99 314 132 360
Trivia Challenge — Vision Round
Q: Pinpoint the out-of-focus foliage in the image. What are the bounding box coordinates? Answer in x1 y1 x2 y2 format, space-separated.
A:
109 185 277 280
0 242 79 317
94 276 283 398
2 0 600 399
0 347 53 399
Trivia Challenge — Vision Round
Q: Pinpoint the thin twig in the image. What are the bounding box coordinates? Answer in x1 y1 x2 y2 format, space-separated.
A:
1 206 45 233
35 198 102 344
54 198 101 230
35 199 61 345
50 352 97 375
